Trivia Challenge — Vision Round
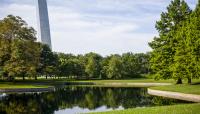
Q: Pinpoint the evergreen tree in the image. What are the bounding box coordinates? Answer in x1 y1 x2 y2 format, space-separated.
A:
149 0 191 84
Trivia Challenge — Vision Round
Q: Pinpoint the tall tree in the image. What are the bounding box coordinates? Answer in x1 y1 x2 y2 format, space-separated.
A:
170 0 200 84
175 1 200 84
149 0 191 84
0 15 37 79
39 44 58 79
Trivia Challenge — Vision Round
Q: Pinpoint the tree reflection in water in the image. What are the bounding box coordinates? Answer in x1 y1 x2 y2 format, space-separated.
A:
0 87 189 114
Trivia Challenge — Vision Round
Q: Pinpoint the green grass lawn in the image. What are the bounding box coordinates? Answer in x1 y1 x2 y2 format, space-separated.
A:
89 103 200 114
0 83 50 89
0 78 70 89
0 81 53 89
150 84 200 95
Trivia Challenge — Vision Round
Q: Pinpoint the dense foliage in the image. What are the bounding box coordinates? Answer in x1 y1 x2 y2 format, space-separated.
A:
149 0 200 84
55 52 150 79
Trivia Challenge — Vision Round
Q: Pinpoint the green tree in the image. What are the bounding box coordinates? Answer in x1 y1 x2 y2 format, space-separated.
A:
186 1 200 83
39 44 58 79
106 55 123 79
121 53 138 78
122 53 150 78
100 56 112 79
172 1 200 84
0 15 37 80
149 0 191 84
57 53 84 79
171 22 191 84
85 53 102 79
4 39 40 80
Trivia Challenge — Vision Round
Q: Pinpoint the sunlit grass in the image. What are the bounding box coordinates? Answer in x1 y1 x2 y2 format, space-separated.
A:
151 84 200 95
0 82 51 89
89 103 200 114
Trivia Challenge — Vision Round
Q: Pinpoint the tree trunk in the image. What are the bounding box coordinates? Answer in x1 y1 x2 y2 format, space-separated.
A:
46 75 47 79
23 75 25 80
35 76 37 80
188 78 192 84
176 78 182 84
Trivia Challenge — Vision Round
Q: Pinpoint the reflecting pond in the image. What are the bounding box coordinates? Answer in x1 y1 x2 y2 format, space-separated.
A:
0 86 190 114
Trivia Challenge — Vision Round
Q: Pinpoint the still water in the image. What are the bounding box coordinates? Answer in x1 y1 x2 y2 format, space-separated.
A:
0 86 189 114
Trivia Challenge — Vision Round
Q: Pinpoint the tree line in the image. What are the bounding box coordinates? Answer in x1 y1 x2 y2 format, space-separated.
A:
0 15 150 80
149 0 200 84
57 52 150 79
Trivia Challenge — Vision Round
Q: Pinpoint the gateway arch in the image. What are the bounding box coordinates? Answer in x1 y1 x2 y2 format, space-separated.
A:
36 0 52 49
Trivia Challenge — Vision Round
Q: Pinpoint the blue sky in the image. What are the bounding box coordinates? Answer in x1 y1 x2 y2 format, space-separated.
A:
0 0 198 56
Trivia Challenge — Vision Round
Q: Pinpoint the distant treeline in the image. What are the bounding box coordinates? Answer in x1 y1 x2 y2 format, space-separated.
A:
0 15 150 80
57 52 150 79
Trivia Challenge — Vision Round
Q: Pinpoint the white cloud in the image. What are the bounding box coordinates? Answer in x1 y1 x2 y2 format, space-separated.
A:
0 3 37 29
0 0 198 56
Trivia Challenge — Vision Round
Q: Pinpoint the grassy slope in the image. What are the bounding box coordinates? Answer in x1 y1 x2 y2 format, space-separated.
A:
90 103 200 114
151 84 200 95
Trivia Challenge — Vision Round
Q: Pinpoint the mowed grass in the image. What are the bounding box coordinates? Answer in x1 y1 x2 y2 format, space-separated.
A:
0 82 51 89
0 78 69 89
89 103 200 114
151 84 200 95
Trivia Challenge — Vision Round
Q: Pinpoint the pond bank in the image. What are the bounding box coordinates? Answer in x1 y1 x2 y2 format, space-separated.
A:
0 87 55 93
100 82 172 87
65 81 172 87
148 88 200 103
